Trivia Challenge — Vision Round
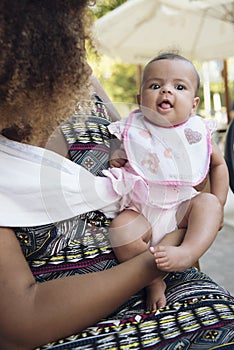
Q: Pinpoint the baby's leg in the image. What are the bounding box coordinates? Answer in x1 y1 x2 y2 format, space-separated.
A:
109 209 166 310
152 193 221 272
146 277 166 311
109 209 151 252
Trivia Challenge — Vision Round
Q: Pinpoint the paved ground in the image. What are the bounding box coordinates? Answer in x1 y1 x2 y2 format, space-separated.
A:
200 188 234 295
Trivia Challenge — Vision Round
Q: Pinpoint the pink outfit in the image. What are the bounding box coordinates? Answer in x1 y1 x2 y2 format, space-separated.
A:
103 110 214 244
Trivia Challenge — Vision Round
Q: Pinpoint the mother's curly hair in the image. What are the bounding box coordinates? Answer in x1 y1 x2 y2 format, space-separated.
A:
0 0 93 144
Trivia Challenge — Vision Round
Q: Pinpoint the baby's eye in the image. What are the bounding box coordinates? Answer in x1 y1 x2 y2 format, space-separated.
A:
150 83 160 90
176 84 185 90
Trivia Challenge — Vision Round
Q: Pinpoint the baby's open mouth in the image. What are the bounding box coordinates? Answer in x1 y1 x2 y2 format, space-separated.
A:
158 100 172 109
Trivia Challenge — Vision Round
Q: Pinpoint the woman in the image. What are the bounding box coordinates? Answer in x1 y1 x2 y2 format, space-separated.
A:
0 1 233 349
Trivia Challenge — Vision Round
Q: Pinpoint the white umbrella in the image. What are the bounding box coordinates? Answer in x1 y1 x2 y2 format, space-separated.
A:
94 0 234 64
94 0 234 121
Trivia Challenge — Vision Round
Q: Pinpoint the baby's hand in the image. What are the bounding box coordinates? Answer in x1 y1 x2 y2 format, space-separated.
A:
110 149 127 168
109 158 126 168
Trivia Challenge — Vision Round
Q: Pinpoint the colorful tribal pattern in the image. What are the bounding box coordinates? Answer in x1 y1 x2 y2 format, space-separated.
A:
13 96 234 349
35 268 234 349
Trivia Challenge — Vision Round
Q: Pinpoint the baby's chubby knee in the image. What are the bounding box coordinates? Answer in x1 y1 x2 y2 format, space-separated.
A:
109 210 152 247
194 192 222 216
195 192 224 230
196 192 221 206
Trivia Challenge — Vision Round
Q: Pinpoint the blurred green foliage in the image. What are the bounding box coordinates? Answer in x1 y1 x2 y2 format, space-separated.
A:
88 0 138 106
93 0 127 18
88 1 234 114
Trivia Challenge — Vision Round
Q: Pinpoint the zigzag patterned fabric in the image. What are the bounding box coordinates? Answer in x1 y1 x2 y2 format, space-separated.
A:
13 96 234 349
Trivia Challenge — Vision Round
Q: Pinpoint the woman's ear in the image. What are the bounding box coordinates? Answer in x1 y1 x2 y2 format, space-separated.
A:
136 94 141 106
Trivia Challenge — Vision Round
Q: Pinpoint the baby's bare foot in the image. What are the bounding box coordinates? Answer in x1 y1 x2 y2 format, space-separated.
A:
146 277 166 311
150 245 193 272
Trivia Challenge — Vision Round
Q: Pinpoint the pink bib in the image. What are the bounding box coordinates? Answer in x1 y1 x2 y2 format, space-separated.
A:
123 111 211 186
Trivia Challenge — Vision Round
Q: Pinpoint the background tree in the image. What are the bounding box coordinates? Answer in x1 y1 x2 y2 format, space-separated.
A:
88 0 138 108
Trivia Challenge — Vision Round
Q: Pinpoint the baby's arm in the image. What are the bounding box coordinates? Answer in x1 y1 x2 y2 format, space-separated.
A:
209 140 229 228
109 137 127 168
108 117 129 168
209 140 229 206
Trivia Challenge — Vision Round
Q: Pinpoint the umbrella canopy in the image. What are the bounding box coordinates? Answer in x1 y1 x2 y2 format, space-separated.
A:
94 0 234 64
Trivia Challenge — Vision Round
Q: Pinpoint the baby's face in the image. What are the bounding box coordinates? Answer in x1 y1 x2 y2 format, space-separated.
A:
138 59 200 126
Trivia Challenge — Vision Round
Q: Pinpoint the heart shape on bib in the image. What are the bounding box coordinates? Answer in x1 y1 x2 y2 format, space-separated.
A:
184 128 202 144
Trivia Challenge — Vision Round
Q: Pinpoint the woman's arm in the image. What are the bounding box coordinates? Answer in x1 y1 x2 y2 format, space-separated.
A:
0 226 186 349
0 227 159 349
90 75 121 121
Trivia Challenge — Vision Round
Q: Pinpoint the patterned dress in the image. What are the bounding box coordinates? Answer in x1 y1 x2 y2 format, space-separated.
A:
13 96 234 349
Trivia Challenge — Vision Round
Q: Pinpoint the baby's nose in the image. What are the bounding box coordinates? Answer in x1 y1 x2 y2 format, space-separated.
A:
160 86 172 94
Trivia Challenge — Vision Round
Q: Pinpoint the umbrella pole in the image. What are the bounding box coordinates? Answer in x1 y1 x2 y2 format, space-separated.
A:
202 62 211 118
222 59 231 124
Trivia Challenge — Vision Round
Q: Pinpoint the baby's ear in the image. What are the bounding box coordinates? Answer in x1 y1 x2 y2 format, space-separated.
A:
136 94 141 106
192 96 200 114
